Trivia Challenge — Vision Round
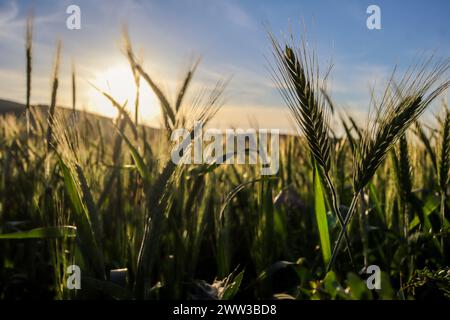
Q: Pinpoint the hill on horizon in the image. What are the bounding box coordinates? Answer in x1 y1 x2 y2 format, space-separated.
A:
0 98 162 132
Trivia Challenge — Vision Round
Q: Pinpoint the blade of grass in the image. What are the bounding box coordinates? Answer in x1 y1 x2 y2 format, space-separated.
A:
314 164 331 266
0 226 76 239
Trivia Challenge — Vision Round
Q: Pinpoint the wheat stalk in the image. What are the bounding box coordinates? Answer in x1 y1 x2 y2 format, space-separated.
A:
122 26 142 128
438 105 449 195
392 134 413 239
25 14 33 141
269 32 355 266
46 40 62 152
329 58 450 270
71 59 76 116
437 105 449 247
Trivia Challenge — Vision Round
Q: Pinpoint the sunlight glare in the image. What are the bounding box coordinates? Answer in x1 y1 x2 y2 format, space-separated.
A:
87 65 160 125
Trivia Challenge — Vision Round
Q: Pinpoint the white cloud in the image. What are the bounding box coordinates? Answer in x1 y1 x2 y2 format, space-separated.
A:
194 0 256 29
218 0 256 29
0 0 18 26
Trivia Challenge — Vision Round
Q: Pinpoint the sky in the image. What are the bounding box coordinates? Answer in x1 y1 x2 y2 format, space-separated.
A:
0 0 448 131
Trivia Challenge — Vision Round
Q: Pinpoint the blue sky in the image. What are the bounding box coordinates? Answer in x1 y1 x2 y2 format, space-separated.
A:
0 0 448 129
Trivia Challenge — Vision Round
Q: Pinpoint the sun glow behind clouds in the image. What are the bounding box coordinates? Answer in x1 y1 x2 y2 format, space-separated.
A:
87 65 160 125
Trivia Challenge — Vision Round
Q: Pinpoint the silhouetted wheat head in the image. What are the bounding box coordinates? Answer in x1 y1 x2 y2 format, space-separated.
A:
25 14 33 136
354 58 450 193
269 32 357 266
438 106 450 193
269 33 332 173
330 57 450 270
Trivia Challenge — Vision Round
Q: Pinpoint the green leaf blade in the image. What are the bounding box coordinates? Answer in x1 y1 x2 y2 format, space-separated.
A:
314 165 331 266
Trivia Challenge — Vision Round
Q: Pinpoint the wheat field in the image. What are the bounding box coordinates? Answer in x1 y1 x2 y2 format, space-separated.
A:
0 19 449 300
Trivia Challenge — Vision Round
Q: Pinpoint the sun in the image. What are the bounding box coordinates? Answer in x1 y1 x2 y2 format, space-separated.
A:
87 65 160 124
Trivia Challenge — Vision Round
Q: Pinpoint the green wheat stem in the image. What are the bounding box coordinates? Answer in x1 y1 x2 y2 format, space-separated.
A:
324 173 355 268
327 192 359 271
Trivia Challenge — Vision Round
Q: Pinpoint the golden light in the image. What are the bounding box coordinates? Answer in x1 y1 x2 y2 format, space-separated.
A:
87 65 160 125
